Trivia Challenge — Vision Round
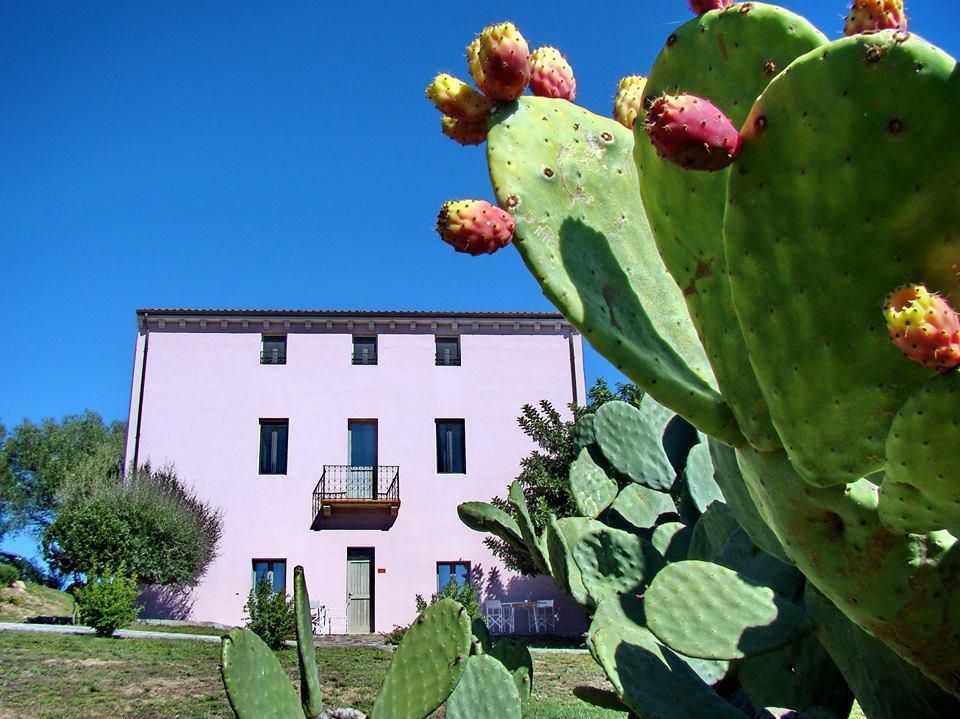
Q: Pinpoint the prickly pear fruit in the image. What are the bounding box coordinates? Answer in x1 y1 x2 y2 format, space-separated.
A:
689 0 734 14
441 116 488 146
528 47 576 101
613 75 647 130
474 23 530 101
883 284 960 372
437 200 514 256
467 38 485 91
426 73 494 122
844 0 907 36
645 94 741 172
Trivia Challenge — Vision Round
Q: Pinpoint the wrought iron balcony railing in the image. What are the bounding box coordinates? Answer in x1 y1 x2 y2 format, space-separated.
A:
261 349 287 365
312 465 399 518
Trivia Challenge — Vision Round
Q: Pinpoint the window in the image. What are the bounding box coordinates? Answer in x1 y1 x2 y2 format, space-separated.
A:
352 336 377 365
259 419 289 475
436 420 466 473
252 559 286 593
437 561 471 592
435 337 460 366
261 335 286 365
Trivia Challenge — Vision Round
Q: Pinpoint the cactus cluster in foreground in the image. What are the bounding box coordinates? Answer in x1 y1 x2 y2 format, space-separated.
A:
416 0 960 716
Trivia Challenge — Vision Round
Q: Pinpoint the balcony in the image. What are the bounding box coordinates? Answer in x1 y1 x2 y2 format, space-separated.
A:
351 352 378 366
312 465 400 520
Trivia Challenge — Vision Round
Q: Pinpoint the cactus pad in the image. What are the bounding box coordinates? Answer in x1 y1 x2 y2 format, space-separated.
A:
573 526 663 604
724 31 960 484
508 481 549 573
220 628 305 719
294 566 323 719
594 401 674 489
486 96 743 444
683 442 724 513
637 3 826 452
445 654 522 719
645 561 812 660
651 521 693 563
879 372 960 533
457 502 526 552
687 501 738 561
569 447 618 518
607 482 677 532
370 599 471 719
489 638 534 710
546 516 605 607
589 625 748 719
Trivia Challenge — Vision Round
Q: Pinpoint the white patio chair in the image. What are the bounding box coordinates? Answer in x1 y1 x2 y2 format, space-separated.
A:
310 601 327 635
484 600 514 634
534 599 556 633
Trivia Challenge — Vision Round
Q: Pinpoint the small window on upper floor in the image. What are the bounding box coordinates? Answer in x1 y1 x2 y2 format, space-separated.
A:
352 336 377 365
435 336 460 366
436 419 466 474
259 419 289 475
261 335 286 365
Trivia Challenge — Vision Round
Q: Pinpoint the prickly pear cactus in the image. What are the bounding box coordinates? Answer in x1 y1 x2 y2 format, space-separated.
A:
221 628 305 719
427 1 960 711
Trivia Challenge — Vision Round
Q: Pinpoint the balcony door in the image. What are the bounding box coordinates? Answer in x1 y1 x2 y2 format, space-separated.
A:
348 420 377 500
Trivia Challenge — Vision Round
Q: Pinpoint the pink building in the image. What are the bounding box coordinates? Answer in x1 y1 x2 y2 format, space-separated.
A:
124 309 587 634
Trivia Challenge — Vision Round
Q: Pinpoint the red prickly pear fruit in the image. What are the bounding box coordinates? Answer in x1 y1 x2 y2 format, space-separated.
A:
473 22 530 102
613 75 647 130
528 47 576 101
436 200 515 256
645 94 742 172
844 0 907 36
884 284 960 372
425 74 494 122
441 115 488 146
689 0 734 14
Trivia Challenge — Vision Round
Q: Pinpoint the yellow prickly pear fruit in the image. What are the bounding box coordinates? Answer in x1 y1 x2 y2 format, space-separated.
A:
440 115 488 146
467 38 485 91
614 75 647 130
425 73 494 122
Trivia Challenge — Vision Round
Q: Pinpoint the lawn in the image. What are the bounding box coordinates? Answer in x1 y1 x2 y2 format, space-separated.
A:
0 630 626 719
0 582 74 622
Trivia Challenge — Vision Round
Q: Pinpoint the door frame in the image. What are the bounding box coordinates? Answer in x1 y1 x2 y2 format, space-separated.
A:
346 547 375 633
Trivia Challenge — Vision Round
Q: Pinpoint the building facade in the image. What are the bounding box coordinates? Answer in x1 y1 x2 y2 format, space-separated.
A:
124 309 586 633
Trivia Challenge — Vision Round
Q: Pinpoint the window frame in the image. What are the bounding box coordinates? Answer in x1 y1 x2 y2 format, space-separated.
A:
260 334 287 365
435 419 466 474
436 560 472 593
435 336 461 366
258 419 289 475
251 558 287 594
352 336 378 365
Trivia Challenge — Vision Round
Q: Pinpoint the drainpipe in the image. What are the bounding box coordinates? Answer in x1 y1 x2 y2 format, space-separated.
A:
130 312 150 477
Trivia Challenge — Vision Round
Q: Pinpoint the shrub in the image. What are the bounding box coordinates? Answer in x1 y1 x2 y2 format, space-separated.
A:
243 578 295 650
0 562 19 587
43 462 222 586
75 565 141 637
415 579 482 621
384 624 407 645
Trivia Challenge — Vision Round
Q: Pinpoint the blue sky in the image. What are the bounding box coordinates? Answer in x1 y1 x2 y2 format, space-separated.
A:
1 2 958 560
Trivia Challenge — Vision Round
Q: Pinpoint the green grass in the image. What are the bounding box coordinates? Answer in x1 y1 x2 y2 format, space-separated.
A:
0 630 623 718
0 581 75 622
